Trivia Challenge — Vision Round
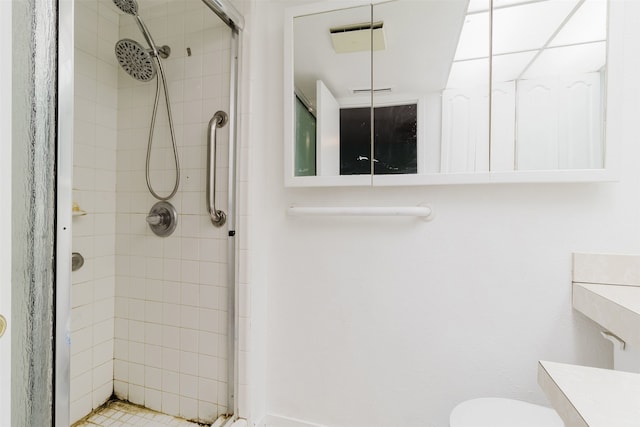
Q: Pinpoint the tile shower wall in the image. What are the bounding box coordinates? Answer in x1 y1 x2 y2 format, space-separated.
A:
114 0 232 423
71 0 120 423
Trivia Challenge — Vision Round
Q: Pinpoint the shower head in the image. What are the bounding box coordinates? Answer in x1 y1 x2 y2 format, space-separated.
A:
112 0 138 15
115 38 157 82
114 0 163 59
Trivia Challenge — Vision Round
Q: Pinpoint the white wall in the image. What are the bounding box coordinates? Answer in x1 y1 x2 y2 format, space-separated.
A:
247 1 640 426
71 0 119 422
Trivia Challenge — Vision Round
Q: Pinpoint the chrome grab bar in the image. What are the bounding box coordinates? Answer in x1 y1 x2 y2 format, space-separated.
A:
207 111 228 227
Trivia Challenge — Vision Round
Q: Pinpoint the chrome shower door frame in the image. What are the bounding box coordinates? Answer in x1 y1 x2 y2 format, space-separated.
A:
56 0 74 426
0 1 12 424
54 0 244 425
226 26 242 417
201 0 244 416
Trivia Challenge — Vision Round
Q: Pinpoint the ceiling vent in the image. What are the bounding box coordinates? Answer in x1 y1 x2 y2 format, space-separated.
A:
352 87 392 95
330 21 386 54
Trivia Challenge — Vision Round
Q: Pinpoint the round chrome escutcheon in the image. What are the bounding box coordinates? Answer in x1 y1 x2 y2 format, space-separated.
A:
0 314 6 338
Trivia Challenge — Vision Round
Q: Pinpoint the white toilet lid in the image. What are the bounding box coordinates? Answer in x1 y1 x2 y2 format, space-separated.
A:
449 398 565 427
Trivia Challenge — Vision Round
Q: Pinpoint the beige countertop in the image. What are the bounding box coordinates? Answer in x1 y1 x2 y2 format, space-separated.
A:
538 360 640 427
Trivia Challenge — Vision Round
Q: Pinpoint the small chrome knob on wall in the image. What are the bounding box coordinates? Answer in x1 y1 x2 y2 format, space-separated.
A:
147 201 178 237
71 252 84 271
0 314 7 338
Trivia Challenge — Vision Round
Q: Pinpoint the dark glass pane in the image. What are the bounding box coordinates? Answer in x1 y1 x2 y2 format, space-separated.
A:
374 104 417 174
340 107 371 175
340 104 417 175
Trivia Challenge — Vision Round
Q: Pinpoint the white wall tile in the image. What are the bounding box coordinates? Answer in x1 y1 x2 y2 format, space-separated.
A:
145 322 163 346
217 359 228 383
71 395 93 426
115 317 129 340
216 381 228 408
129 384 145 406
163 259 182 282
163 303 181 327
199 262 219 286
198 308 218 333
114 359 128 382
146 301 164 324
129 300 146 321
129 342 145 365
162 348 181 372
180 352 199 377
145 279 164 302
129 362 145 387
129 277 146 299
198 354 218 380
73 305 94 332
114 381 128 400
73 282 93 308
93 297 114 323
112 1 235 423
92 320 115 346
162 392 180 415
198 378 218 404
114 338 129 360
184 78 204 102
163 370 180 393
145 344 163 369
179 396 199 420
198 401 218 423
181 282 200 306
180 328 199 353
181 260 200 284
92 360 113 389
180 374 199 400
199 286 217 310
129 320 145 343
197 331 218 357
145 366 163 390
180 306 199 329
72 348 93 379
71 370 93 402
146 388 163 412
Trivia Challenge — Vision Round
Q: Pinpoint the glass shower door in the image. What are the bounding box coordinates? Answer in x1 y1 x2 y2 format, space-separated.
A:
0 0 12 424
0 0 11 426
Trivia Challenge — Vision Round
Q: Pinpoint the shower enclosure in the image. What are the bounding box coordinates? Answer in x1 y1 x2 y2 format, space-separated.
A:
59 0 244 425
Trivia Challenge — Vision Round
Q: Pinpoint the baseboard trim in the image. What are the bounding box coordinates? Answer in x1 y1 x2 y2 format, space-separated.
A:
259 414 328 427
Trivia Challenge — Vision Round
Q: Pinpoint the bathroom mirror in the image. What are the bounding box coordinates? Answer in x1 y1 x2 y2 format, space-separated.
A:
490 0 607 172
284 0 609 187
291 4 374 185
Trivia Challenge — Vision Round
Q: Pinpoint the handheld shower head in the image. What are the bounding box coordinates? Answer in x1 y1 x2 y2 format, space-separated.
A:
113 0 161 58
113 0 180 202
115 38 156 82
112 0 138 15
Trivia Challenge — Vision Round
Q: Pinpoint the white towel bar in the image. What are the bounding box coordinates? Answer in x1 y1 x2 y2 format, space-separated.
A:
287 206 432 218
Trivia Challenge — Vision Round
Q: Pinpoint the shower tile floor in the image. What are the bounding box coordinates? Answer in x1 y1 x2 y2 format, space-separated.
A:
72 400 209 427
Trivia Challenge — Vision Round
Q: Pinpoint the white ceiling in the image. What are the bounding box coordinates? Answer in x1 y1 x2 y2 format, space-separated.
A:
294 1 469 107
449 0 607 86
294 0 608 107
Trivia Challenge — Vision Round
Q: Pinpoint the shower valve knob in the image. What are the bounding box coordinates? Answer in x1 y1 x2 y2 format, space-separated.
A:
146 213 163 225
147 201 178 237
